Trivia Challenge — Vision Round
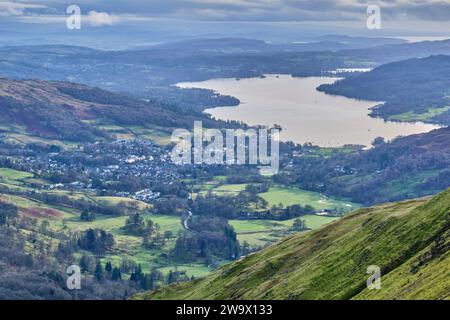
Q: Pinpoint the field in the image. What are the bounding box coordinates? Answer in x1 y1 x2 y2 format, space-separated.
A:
230 215 340 247
388 106 450 122
259 186 358 212
192 177 359 213
193 178 247 197
213 184 247 195
94 122 173 145
0 168 34 180
4 133 78 148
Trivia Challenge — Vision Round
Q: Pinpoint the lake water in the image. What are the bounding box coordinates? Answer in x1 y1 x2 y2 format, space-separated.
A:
177 75 440 147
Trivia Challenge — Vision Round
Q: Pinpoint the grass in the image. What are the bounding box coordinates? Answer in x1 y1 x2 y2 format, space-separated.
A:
127 125 173 146
149 215 183 234
380 169 443 198
279 215 340 230
0 168 34 180
213 184 247 195
230 215 340 247
193 180 359 213
57 213 182 236
94 196 150 210
335 169 444 203
135 188 450 300
259 186 358 212
388 106 450 122
86 122 173 145
0 193 47 208
157 265 214 279
192 179 248 197
5 133 78 148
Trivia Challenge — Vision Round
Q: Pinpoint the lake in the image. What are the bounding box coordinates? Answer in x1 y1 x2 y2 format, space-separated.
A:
177 75 440 147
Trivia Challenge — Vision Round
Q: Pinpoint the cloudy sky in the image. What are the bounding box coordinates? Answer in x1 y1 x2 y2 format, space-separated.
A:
1 0 450 23
0 0 449 46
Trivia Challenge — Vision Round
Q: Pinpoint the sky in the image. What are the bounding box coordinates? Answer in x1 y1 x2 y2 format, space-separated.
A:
1 0 450 22
1 0 450 48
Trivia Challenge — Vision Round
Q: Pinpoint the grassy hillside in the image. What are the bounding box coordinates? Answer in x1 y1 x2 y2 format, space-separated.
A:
0 78 222 143
135 188 450 300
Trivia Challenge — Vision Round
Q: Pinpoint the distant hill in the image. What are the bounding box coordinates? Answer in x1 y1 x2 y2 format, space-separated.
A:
341 39 450 64
318 55 450 125
1 38 448 93
135 188 450 300
1 40 450 117
0 78 218 142
288 127 450 206
150 36 406 53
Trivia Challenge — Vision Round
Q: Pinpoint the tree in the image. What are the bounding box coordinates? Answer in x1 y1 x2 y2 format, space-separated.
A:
79 254 91 273
372 136 385 147
94 262 103 281
105 261 113 273
123 212 147 236
0 201 18 225
241 241 251 256
39 220 50 235
167 270 175 284
129 265 143 283
55 242 73 261
78 228 114 254
164 230 173 240
80 210 96 221
140 274 149 290
292 218 306 231
111 267 122 281
149 269 164 289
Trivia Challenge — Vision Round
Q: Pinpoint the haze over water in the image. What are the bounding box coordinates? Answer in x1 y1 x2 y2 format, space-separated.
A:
178 75 440 147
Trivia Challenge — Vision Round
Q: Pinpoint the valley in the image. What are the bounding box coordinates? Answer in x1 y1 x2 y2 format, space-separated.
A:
0 34 449 301
135 188 450 300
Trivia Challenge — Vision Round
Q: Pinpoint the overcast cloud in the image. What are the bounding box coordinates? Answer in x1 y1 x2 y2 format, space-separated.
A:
1 0 449 22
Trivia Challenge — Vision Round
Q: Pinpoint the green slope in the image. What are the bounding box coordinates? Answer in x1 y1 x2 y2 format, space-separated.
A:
135 189 450 300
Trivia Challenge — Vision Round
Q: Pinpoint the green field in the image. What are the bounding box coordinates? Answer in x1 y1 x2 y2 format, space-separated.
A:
193 180 359 214
193 178 248 197
56 213 182 239
157 265 214 278
5 133 78 148
230 215 340 247
259 186 358 212
388 106 450 122
213 184 247 195
127 125 173 145
0 168 34 180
